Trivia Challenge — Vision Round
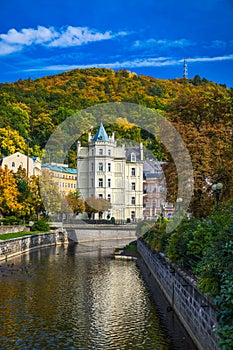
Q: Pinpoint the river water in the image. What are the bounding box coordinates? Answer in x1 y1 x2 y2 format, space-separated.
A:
0 240 197 349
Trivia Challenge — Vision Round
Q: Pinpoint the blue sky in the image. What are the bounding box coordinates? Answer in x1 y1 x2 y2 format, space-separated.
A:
0 0 233 86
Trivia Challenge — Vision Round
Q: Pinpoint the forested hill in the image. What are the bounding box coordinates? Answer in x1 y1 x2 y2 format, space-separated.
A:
0 68 232 216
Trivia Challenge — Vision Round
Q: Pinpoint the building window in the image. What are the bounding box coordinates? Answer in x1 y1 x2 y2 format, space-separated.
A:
108 149 111 156
131 197 135 205
159 186 163 192
91 178 94 188
99 178 103 187
107 194 111 202
131 167 136 176
12 162 15 167
144 185 148 193
152 185 156 193
131 153 136 162
131 211 135 221
99 194 103 199
108 163 111 172
91 149 94 156
131 182 136 190
99 162 103 171
91 163 94 172
74 184 76 188
99 149 103 155
108 179 111 187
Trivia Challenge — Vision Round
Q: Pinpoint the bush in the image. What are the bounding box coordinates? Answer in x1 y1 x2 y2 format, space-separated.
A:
0 216 23 225
31 219 50 232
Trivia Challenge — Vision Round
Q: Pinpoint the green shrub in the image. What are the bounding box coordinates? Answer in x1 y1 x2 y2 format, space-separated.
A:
0 216 23 225
31 219 50 232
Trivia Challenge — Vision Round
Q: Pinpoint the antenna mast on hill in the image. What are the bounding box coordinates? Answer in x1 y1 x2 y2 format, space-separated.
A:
183 58 188 79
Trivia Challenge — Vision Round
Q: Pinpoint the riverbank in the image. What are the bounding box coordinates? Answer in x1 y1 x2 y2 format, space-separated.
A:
0 230 68 261
137 238 220 350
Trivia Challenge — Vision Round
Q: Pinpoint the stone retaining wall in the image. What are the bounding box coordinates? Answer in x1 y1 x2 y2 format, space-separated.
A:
0 231 68 261
137 238 220 350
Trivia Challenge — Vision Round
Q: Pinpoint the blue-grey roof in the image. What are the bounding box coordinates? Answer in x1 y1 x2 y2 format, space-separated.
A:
42 164 77 174
125 146 141 162
92 123 110 142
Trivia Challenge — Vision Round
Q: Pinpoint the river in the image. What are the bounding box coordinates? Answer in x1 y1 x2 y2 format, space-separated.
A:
0 240 197 349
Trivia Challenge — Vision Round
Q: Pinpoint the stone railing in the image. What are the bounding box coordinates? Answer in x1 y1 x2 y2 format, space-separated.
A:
137 238 220 350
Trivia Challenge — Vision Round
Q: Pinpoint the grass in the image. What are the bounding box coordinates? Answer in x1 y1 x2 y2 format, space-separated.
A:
0 231 50 240
124 243 138 252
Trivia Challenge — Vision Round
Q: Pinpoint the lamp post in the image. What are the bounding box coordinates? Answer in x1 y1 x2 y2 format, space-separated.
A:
176 197 183 219
211 183 223 211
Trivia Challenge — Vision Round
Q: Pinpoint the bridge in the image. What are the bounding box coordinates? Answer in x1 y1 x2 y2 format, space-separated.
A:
50 222 137 244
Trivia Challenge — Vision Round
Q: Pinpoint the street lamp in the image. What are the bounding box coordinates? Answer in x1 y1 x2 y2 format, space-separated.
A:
211 183 223 211
176 197 183 219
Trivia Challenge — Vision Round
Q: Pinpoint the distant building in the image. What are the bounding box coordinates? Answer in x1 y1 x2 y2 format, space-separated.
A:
42 163 77 196
143 159 174 219
0 151 41 177
77 123 144 221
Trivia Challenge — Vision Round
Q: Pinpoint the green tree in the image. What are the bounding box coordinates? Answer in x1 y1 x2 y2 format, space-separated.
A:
66 191 85 215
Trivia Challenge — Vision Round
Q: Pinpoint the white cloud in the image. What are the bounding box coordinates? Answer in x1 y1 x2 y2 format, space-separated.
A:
204 40 227 49
23 54 233 73
187 54 233 63
49 26 113 47
0 26 57 45
0 42 21 55
133 38 194 49
0 25 126 55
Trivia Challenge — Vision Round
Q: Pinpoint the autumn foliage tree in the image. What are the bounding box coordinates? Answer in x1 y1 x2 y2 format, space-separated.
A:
0 166 22 216
85 197 111 219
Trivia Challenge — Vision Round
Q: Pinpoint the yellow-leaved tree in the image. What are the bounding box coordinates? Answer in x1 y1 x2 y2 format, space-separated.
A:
0 126 27 156
0 166 23 216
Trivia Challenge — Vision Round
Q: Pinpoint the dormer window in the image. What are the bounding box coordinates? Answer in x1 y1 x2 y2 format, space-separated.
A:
131 153 136 162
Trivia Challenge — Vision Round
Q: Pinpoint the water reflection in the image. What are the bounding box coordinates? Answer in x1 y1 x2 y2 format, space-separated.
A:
0 241 196 349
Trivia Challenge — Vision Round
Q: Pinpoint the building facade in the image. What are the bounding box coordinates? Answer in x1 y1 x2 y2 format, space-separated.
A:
42 163 77 196
0 152 41 177
143 159 174 219
77 124 144 221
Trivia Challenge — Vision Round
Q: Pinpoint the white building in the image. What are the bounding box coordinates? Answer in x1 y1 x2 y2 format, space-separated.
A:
77 123 144 221
0 151 41 177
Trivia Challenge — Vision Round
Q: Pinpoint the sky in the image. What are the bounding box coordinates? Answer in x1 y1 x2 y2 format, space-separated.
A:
0 0 233 86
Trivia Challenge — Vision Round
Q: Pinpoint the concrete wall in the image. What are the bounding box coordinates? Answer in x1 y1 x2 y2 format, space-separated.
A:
0 231 68 261
137 239 220 350
65 224 137 243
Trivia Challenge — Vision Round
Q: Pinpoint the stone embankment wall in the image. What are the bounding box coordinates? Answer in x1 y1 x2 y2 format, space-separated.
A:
0 231 68 261
137 238 220 350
